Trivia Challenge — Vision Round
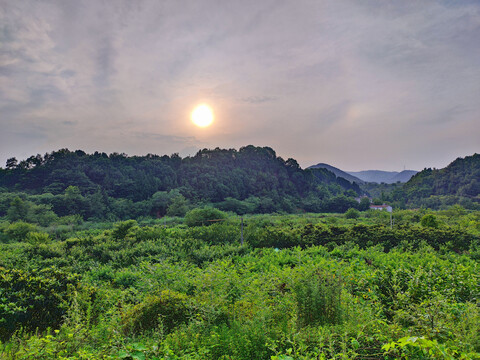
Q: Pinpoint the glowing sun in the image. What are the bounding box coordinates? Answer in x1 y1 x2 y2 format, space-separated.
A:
191 104 214 127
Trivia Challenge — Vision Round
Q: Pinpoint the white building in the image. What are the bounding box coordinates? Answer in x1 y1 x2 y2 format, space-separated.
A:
369 204 393 213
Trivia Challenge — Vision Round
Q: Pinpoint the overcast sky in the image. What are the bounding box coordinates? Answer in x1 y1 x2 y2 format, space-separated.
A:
1 0 479 171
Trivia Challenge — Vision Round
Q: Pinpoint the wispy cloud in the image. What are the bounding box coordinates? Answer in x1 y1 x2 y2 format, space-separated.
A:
241 96 277 104
0 0 479 171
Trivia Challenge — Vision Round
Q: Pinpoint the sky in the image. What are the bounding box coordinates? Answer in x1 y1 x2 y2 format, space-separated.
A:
1 0 479 171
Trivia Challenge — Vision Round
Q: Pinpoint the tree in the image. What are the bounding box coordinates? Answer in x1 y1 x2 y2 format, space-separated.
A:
5 157 17 170
166 195 189 217
359 197 371 211
7 197 30 222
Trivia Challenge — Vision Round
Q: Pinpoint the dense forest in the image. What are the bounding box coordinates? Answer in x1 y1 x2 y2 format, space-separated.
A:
0 146 364 222
1 148 479 227
403 154 480 205
372 154 480 210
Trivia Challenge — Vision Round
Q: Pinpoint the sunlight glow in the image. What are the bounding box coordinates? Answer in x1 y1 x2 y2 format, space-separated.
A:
191 105 214 127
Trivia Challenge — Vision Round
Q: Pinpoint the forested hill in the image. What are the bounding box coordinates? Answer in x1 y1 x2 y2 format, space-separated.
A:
403 153 480 204
0 146 363 219
308 163 364 184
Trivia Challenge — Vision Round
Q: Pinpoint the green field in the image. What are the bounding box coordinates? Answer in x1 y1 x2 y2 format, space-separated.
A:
0 209 479 359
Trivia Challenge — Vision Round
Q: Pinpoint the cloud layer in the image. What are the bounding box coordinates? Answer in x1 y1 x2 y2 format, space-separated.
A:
1 0 479 171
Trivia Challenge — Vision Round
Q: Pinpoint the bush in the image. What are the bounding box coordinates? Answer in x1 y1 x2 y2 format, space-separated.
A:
184 207 227 227
112 220 138 240
345 208 360 219
113 270 140 288
294 271 343 327
122 290 190 335
25 231 50 245
421 214 439 228
0 268 80 341
4 221 38 242
252 226 302 248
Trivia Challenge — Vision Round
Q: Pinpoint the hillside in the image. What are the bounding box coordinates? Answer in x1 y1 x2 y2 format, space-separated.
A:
308 163 364 184
0 146 363 219
347 169 417 183
391 170 418 183
404 153 480 200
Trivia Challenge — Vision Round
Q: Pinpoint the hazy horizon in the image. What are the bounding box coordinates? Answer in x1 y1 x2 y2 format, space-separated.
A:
1 1 479 172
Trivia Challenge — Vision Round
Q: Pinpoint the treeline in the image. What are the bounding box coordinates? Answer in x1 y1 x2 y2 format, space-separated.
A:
359 153 480 210
0 146 366 221
402 153 480 209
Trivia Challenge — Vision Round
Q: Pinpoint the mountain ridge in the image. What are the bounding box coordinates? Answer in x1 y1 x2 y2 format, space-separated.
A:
347 169 418 184
308 163 364 184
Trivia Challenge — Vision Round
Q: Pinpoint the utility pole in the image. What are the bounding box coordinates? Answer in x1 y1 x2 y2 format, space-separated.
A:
240 217 244 246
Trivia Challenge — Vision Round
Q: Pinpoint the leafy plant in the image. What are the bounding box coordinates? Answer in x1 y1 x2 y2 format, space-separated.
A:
294 270 343 327
0 267 80 341
184 207 227 227
122 290 190 335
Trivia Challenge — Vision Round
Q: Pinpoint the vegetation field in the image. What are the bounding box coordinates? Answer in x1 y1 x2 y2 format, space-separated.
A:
0 208 479 359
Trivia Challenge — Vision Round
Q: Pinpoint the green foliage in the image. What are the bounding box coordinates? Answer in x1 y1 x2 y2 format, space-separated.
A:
399 154 480 209
294 271 343 327
184 207 227 227
345 207 360 219
359 196 371 211
0 146 365 218
0 268 80 341
216 197 256 215
5 197 58 226
113 269 140 288
6 197 29 222
57 214 83 225
166 195 189 217
383 335 480 359
112 220 138 240
421 214 439 228
122 290 190 335
0 212 479 358
3 221 38 242
25 231 50 245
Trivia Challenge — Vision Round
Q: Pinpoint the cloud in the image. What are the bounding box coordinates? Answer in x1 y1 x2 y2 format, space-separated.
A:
0 0 479 171
132 132 199 145
241 96 277 104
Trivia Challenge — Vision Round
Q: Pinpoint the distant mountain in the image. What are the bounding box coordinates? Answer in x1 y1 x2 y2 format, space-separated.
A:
308 163 364 184
347 170 417 184
391 170 418 183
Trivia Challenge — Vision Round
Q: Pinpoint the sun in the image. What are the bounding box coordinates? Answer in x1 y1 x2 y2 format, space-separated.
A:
191 104 214 127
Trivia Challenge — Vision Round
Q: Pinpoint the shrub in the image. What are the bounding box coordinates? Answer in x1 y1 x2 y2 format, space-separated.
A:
252 226 302 248
122 290 190 335
184 207 227 227
0 268 80 341
25 231 50 245
294 271 343 327
345 208 360 219
113 270 139 288
421 214 439 228
112 220 138 240
4 221 38 242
